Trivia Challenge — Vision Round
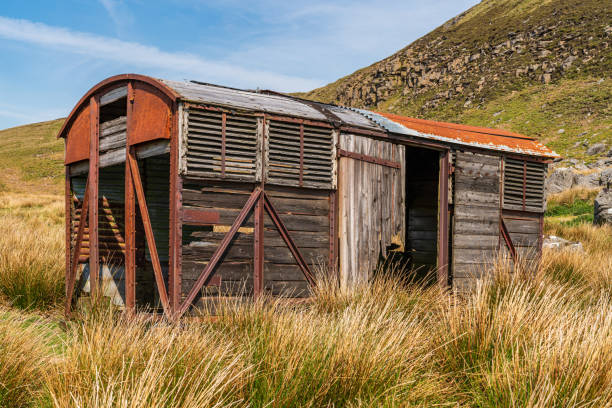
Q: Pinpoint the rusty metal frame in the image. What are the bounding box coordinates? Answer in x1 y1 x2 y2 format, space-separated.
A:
266 114 332 129
437 150 450 288
65 177 90 317
499 216 517 262
169 100 183 314
177 187 262 317
263 192 316 287
254 195 264 297
221 112 227 177
88 95 100 296
127 146 171 316
337 149 401 169
124 82 136 314
58 74 179 140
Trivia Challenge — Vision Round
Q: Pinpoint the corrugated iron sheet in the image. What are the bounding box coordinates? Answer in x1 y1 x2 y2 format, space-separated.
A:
356 109 559 158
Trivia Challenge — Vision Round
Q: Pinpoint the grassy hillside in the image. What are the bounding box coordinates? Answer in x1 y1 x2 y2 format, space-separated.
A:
0 119 65 194
300 0 611 159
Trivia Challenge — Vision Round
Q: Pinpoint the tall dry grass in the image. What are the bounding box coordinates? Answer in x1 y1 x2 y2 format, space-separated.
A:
0 193 65 310
0 192 610 407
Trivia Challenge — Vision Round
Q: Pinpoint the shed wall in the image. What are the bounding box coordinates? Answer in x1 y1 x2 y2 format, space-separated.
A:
338 133 405 286
451 151 501 291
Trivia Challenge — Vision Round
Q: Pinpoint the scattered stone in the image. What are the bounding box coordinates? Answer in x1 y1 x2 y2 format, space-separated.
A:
600 168 612 188
594 189 612 225
586 143 607 156
573 172 600 189
542 73 552 84
543 235 584 252
607 148 612 157
493 110 504 117
557 128 565 134
546 167 574 195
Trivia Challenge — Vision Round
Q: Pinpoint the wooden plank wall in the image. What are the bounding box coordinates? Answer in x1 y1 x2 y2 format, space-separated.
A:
338 134 405 287
405 148 439 271
452 151 501 291
181 181 329 304
501 211 542 263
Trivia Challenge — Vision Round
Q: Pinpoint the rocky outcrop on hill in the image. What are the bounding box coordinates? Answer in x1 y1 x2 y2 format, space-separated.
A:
305 0 611 118
546 162 612 195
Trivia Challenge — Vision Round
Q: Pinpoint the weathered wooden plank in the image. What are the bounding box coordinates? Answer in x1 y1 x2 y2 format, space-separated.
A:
504 218 540 234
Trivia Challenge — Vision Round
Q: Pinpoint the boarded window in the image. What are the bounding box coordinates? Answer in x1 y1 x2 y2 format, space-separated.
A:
186 108 258 181
266 120 334 189
503 158 546 212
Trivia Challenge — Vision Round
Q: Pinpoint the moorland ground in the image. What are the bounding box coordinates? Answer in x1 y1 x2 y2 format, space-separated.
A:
0 187 610 407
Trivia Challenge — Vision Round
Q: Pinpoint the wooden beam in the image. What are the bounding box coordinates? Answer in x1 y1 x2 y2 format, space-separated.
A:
127 147 170 315
88 95 100 296
437 150 450 288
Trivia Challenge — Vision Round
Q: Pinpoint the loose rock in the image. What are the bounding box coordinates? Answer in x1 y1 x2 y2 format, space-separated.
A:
594 189 612 225
543 235 584 252
586 143 607 156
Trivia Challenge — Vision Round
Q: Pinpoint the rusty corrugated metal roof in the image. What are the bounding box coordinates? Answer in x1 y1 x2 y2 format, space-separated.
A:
356 110 559 158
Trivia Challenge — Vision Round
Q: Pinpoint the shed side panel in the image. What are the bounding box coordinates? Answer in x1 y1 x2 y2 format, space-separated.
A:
338 133 405 287
181 181 255 300
264 185 330 297
65 105 91 164
129 82 173 145
452 151 501 291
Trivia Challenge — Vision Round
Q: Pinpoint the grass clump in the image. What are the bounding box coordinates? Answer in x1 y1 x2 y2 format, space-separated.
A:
545 187 600 226
0 309 55 408
0 193 65 311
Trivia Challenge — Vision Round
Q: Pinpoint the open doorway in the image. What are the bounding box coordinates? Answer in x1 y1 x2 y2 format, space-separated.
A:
404 146 441 281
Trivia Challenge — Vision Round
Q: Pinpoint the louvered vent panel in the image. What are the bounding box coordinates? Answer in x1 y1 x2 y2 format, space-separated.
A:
503 158 546 211
186 108 257 181
267 120 333 189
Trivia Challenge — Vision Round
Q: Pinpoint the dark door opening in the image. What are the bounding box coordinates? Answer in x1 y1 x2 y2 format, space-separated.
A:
404 146 441 281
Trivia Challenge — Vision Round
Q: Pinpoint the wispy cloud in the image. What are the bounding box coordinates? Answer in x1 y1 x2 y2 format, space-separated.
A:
0 16 325 92
98 0 132 34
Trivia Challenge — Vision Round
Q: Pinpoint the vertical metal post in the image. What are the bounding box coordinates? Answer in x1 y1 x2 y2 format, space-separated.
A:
299 122 304 187
221 112 226 178
522 160 527 211
253 116 266 298
254 196 264 297
88 96 100 296
437 150 450 288
169 101 182 315
124 82 136 313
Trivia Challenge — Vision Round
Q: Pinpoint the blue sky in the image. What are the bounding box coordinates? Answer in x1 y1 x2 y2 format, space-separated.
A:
0 0 478 130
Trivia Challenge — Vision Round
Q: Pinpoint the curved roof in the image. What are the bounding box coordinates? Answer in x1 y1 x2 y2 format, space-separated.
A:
59 74 559 158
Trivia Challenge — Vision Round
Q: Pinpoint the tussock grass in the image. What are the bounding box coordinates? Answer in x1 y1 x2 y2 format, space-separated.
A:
0 309 55 408
0 193 64 310
0 192 611 406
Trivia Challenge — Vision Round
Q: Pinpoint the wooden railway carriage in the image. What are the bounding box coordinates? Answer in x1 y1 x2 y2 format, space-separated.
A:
60 74 559 317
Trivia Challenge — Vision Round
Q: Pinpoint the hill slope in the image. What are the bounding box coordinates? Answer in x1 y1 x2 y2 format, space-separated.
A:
300 0 611 160
0 119 65 194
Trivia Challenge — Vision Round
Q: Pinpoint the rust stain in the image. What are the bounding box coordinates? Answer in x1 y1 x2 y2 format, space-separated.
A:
375 111 559 158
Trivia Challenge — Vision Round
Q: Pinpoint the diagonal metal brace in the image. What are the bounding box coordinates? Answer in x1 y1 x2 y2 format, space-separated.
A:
177 187 262 318
127 148 171 316
263 192 316 287
500 216 517 262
